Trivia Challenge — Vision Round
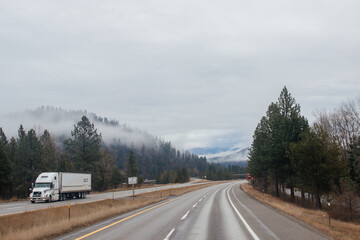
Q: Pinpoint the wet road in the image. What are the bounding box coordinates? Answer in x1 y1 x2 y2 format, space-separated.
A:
57 181 330 240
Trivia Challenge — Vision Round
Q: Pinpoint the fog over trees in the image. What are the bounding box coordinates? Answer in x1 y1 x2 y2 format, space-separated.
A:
0 113 245 199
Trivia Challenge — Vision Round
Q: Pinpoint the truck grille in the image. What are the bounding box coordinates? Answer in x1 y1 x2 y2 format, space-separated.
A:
33 192 41 197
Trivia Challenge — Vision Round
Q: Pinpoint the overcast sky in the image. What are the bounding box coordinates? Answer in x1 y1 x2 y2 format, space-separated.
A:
1 0 359 150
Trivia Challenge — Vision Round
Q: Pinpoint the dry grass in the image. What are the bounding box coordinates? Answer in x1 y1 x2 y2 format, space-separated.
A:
242 183 360 240
136 182 218 198
0 198 164 240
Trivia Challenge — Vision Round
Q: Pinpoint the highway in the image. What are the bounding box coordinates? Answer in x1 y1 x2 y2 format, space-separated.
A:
56 181 330 240
0 180 203 216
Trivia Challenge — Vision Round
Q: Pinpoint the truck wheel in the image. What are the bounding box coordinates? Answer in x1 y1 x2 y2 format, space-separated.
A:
48 196 52 203
31 200 35 204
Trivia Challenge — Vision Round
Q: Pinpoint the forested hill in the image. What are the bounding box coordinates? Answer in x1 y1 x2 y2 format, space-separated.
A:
1 106 208 179
2 106 162 148
1 107 246 199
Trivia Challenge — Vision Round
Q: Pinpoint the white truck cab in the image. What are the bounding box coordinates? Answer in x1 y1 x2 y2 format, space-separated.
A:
29 172 59 203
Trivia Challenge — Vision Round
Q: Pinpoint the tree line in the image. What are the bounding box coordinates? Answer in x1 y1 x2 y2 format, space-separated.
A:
0 115 244 200
247 87 360 221
0 116 123 198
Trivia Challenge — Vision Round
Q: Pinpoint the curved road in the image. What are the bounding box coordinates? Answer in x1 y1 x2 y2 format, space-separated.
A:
57 181 329 240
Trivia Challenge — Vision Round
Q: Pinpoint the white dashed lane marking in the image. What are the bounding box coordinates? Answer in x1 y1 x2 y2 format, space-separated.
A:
180 210 190 220
164 228 175 240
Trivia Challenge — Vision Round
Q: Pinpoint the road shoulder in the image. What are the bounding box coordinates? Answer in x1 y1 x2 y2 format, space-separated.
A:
241 182 360 240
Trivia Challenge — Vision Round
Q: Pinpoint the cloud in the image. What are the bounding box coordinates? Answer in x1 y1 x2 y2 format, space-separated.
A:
0 0 359 149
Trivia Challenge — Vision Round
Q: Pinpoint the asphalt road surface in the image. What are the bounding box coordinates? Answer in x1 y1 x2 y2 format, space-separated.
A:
56 181 330 240
0 180 204 216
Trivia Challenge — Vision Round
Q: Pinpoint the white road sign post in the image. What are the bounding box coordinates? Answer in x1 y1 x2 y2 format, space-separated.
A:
128 177 138 199
128 177 138 185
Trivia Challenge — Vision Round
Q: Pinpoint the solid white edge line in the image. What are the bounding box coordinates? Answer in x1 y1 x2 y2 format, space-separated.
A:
181 210 190 220
227 185 261 240
164 228 175 240
230 187 280 240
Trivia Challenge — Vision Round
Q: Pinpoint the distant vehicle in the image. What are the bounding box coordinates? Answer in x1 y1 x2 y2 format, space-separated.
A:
29 172 91 203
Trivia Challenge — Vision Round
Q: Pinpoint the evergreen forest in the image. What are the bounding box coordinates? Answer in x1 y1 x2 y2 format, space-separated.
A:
0 115 245 200
248 87 360 221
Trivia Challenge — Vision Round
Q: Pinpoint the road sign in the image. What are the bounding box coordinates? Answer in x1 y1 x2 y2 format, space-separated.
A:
128 177 138 185
246 173 256 180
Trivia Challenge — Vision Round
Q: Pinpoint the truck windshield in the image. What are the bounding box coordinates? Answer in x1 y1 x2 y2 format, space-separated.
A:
34 183 51 188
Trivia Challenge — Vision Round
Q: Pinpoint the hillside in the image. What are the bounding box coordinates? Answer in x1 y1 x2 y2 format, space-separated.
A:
1 107 207 180
2 106 161 148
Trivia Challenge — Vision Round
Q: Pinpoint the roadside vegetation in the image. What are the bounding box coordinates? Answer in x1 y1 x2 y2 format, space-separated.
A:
242 183 360 240
247 87 360 223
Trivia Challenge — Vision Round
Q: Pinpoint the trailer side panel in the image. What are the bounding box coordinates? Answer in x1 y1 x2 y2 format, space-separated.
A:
60 172 91 193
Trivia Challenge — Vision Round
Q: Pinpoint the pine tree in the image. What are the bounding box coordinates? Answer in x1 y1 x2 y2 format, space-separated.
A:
290 128 345 209
25 129 43 182
64 116 102 173
40 130 57 172
0 128 12 199
13 125 28 198
93 149 116 191
248 87 308 197
110 168 123 189
127 151 139 179
348 137 360 193
275 87 308 198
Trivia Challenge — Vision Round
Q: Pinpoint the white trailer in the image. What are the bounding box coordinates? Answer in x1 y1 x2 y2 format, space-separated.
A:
29 172 91 203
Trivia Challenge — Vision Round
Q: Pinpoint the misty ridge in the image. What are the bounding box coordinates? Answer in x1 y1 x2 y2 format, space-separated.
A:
1 106 163 149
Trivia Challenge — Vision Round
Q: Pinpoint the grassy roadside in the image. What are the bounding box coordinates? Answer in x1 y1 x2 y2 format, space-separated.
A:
242 183 360 240
0 198 165 240
0 182 217 240
135 182 218 198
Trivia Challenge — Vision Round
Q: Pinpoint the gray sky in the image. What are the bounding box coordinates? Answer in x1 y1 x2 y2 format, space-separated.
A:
1 0 359 150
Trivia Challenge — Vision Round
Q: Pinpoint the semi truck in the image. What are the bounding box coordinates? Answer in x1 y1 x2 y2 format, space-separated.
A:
29 172 91 203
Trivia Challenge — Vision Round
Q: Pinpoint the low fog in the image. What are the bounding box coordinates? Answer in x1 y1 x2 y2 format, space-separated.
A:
1 106 162 149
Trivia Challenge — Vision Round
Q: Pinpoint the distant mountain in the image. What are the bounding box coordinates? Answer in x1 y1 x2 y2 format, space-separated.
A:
189 147 229 155
190 147 249 164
